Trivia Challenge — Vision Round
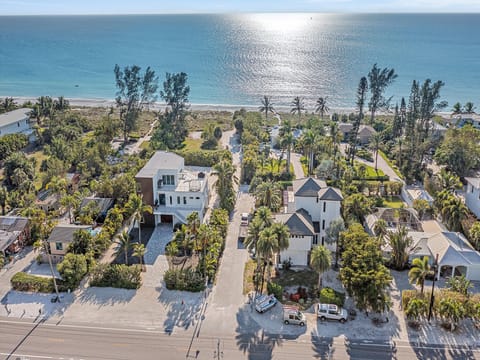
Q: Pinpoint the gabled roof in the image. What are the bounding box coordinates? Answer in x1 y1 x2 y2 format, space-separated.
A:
0 108 31 127
358 125 376 136
465 177 480 189
293 177 326 197
47 224 91 244
79 197 114 216
275 212 315 236
136 151 184 178
318 187 343 201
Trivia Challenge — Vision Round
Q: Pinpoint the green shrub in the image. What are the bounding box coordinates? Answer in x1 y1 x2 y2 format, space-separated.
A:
319 287 345 307
357 149 373 162
90 264 141 289
401 289 417 310
174 149 230 167
267 282 283 300
164 268 205 292
11 272 66 293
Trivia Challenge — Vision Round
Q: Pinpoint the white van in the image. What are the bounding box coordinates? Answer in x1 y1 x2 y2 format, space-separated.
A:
283 306 306 326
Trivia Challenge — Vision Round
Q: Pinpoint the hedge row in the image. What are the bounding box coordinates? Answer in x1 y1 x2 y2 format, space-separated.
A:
164 268 205 292
11 272 66 293
90 263 142 289
174 149 230 167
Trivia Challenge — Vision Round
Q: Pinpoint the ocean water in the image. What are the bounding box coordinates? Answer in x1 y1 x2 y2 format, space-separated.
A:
0 13 479 108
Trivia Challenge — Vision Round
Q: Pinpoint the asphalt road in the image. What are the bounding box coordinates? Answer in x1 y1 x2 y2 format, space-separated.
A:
0 318 478 360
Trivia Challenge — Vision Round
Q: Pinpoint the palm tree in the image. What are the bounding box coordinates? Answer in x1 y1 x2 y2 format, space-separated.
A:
387 226 413 270
256 227 278 286
290 96 305 123
254 206 273 228
369 133 383 172
54 96 70 112
436 169 461 193
279 119 295 174
310 245 331 290
315 97 329 120
115 231 132 265
373 219 388 245
451 102 462 115
408 256 431 294
60 193 80 224
173 225 190 256
186 211 200 249
1 97 16 113
300 129 317 175
213 159 238 213
259 96 275 126
132 243 146 270
405 298 428 324
254 181 282 212
0 186 8 216
126 194 153 246
45 176 68 196
464 101 475 114
441 196 468 232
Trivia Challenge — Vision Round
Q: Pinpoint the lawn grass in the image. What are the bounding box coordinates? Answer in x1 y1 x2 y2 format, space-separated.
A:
186 111 234 131
378 150 404 180
243 259 257 295
182 138 220 151
355 162 385 177
139 140 150 150
300 156 308 177
382 196 404 209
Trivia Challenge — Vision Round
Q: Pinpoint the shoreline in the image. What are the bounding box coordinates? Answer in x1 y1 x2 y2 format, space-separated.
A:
5 96 454 117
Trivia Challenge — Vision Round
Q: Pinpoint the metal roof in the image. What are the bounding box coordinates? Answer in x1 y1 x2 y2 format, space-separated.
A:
0 108 31 128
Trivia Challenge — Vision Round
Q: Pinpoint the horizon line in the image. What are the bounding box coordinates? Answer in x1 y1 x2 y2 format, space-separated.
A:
1 11 480 16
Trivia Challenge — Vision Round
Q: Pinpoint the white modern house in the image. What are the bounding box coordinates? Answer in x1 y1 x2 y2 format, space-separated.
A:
0 108 33 138
135 151 210 227
465 177 480 219
401 184 434 207
279 177 343 266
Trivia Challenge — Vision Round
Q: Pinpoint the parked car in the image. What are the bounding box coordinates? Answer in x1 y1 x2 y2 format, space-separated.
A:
283 305 306 326
255 295 277 313
240 213 249 226
317 303 348 323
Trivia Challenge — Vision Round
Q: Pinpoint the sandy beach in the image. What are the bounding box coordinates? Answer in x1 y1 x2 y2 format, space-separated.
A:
6 96 454 118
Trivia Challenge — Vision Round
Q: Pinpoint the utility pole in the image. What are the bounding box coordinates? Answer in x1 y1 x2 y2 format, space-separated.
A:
213 339 223 360
44 240 60 302
427 253 439 322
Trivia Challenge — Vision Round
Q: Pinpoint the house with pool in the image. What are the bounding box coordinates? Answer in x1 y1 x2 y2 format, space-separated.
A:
135 151 210 227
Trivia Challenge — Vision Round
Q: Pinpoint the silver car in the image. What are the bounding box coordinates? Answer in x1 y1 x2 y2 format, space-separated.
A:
317 303 348 323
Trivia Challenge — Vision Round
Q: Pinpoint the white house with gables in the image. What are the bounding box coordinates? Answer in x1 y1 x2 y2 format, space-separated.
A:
275 210 315 266
135 151 210 227
278 177 343 266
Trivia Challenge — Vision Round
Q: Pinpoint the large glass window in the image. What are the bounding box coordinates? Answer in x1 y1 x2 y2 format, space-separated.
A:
162 175 175 186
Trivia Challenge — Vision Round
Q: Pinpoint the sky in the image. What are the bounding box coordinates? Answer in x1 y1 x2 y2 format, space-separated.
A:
1 0 480 15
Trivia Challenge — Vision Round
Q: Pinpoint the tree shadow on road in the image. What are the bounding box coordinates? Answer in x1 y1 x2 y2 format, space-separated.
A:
310 329 333 359
234 305 304 360
76 286 136 306
157 285 204 334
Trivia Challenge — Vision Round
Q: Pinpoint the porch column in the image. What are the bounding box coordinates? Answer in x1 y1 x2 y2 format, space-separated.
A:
451 266 456 278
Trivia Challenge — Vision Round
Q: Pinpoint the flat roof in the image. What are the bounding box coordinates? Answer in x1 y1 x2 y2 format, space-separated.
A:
136 151 184 178
0 108 31 128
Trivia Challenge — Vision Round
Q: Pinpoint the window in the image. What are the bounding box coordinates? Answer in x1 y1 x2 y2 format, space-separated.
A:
55 242 63 251
322 220 325 230
313 235 318 245
177 196 180 204
183 197 187 205
190 197 194 199
162 175 175 186
323 202 326 212
196 197 200 200
17 122 20 127
321 236 325 245
169 196 172 205
159 194 166 205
